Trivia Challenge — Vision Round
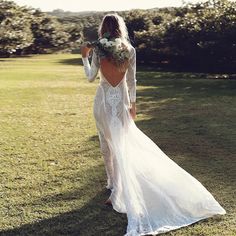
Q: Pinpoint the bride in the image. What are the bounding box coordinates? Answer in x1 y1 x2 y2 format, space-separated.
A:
80 13 226 236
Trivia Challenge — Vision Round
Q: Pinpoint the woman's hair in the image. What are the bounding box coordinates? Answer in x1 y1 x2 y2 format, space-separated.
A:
98 13 130 47
97 13 131 72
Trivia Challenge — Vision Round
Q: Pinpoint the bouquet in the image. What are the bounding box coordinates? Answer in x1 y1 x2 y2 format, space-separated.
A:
86 32 130 71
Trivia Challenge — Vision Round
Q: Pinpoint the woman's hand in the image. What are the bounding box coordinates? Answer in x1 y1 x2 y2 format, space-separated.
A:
80 42 92 58
129 102 136 120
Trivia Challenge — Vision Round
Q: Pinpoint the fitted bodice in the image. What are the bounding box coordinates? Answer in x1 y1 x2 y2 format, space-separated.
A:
81 45 137 103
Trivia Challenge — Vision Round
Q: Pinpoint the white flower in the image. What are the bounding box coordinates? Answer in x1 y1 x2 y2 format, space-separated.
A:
100 38 108 44
95 36 130 63
106 41 115 47
115 38 122 45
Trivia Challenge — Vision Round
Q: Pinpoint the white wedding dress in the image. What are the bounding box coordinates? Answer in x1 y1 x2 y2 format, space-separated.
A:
81 45 226 236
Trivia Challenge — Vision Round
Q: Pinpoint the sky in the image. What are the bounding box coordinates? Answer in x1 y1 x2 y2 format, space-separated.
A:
12 0 208 12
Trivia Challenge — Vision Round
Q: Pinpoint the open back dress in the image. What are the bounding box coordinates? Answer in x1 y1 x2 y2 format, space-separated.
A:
81 45 226 236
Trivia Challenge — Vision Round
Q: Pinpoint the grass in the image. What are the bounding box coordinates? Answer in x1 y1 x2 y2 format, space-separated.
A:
0 54 235 236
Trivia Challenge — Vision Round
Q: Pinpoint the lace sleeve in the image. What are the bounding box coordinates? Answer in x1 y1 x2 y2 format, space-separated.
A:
126 46 137 103
81 49 100 82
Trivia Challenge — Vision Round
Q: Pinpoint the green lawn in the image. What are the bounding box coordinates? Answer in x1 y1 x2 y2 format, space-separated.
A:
0 54 235 236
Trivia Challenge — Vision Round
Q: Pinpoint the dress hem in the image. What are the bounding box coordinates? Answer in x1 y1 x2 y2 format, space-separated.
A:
124 211 226 236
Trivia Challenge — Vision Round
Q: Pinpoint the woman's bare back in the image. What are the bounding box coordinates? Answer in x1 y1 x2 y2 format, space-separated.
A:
100 58 127 87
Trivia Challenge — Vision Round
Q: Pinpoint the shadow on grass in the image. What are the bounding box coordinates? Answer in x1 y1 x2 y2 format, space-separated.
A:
57 57 83 66
134 71 236 198
0 189 127 236
136 61 236 74
0 130 128 236
68 135 100 159
0 59 16 62
0 55 33 62
0 134 126 236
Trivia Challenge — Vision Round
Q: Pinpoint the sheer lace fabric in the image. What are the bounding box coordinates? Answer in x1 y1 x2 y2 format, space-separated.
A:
81 45 226 236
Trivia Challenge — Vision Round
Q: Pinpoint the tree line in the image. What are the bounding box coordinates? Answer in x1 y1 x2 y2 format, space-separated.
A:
0 0 73 56
0 0 235 72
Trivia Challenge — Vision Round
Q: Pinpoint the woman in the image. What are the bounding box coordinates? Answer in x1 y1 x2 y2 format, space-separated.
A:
81 13 226 236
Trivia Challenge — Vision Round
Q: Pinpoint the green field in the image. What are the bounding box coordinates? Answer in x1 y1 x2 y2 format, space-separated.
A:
0 54 235 236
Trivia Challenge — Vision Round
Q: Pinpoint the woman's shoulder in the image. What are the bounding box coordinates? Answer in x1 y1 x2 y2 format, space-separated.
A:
126 43 135 54
128 44 136 58
128 44 135 51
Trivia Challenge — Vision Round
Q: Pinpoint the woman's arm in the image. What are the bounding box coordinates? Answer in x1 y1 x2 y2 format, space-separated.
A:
81 44 100 82
126 46 137 119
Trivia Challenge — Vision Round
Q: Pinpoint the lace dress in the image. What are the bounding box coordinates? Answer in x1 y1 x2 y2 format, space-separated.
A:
81 45 226 236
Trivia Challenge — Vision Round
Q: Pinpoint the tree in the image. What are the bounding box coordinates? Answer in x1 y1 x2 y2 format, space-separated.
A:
0 0 33 57
28 10 70 53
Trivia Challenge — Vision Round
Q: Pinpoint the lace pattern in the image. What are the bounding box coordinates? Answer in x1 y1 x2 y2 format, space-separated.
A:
106 86 122 130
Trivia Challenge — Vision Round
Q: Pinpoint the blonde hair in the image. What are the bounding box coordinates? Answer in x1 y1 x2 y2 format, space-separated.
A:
97 13 131 71
98 13 130 44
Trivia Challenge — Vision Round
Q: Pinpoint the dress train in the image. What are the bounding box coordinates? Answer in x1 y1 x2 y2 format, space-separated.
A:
81 46 226 236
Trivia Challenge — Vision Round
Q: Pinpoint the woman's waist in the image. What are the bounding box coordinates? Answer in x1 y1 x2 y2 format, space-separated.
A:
99 77 127 88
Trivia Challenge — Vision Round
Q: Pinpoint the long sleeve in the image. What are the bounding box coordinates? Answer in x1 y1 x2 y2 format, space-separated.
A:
126 46 137 103
81 49 100 82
